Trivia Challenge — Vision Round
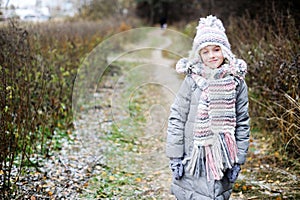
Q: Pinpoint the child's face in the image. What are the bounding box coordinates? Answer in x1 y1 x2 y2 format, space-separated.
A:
199 45 224 69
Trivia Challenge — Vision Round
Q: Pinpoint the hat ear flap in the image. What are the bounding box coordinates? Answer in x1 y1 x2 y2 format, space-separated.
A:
221 46 235 64
188 47 202 63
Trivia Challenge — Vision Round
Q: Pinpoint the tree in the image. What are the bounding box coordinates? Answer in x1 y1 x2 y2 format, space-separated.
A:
135 0 199 24
135 0 300 26
79 0 135 20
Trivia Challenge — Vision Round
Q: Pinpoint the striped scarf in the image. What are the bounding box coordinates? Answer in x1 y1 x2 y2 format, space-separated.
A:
185 73 238 181
176 58 247 180
176 58 247 181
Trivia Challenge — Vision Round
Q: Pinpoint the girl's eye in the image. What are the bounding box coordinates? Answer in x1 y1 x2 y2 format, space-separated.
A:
201 51 208 54
214 48 221 51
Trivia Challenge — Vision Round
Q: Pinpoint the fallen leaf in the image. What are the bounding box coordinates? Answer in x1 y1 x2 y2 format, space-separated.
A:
83 182 89 187
135 177 142 182
234 183 240 189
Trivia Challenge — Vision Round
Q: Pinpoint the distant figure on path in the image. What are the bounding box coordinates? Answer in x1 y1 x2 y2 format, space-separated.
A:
160 16 167 29
166 15 250 199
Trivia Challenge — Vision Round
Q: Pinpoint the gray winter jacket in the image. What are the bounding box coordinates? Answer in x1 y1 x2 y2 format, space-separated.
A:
166 74 250 199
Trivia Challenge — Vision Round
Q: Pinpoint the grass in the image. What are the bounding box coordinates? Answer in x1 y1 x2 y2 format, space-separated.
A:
81 60 155 199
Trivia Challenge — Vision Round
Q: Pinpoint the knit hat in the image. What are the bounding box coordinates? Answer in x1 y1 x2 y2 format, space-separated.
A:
176 15 247 80
189 15 234 63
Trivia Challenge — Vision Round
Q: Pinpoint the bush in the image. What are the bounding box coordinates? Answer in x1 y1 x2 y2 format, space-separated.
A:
0 18 132 198
227 10 299 158
0 22 42 194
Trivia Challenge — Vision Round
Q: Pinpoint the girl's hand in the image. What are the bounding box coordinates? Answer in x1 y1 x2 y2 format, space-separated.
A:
226 164 241 183
169 158 184 180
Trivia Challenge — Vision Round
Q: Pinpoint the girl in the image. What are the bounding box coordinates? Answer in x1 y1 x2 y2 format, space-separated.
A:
166 15 250 199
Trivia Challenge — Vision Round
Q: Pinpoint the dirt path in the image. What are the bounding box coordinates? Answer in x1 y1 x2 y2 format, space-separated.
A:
139 29 182 199
109 28 182 199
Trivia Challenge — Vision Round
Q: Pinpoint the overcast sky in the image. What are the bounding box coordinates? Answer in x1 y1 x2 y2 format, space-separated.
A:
4 0 36 8
2 0 64 8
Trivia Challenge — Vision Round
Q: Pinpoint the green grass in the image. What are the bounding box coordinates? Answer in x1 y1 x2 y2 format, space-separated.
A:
80 61 154 199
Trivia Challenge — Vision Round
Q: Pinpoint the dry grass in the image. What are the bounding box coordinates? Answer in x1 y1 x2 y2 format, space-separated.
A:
0 17 139 198
227 9 299 158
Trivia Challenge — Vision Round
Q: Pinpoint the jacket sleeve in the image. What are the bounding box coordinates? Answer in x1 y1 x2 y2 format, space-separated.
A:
166 75 193 158
235 79 250 165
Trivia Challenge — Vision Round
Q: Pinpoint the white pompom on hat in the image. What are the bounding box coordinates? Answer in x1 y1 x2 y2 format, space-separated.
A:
189 15 234 63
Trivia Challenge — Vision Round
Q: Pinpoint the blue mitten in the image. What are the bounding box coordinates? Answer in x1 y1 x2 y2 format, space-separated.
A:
169 158 184 180
227 164 241 183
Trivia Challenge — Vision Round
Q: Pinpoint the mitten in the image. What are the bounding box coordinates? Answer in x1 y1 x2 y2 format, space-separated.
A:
226 164 241 183
169 158 184 180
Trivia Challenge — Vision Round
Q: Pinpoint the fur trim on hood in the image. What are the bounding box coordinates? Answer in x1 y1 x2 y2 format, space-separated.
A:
175 57 247 80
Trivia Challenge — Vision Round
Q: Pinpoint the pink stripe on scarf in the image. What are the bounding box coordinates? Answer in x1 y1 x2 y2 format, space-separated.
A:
224 132 238 162
205 146 220 180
